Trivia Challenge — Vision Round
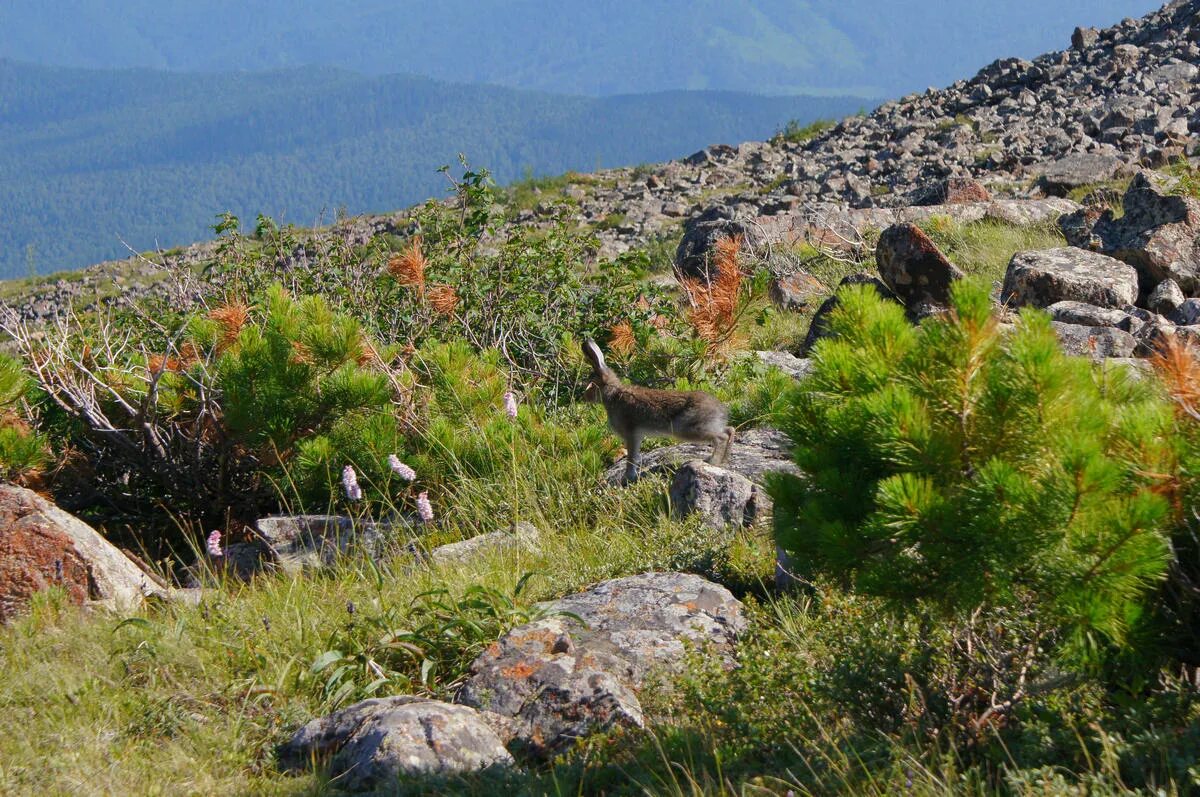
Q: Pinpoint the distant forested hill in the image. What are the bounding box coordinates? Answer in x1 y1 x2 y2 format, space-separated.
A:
0 60 866 278
0 1 1162 97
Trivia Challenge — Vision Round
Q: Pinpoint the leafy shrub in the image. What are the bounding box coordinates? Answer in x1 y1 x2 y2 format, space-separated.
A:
12 285 403 528
769 280 1176 667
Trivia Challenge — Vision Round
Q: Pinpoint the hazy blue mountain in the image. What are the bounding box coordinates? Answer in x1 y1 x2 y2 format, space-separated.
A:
0 1 1162 97
0 60 865 277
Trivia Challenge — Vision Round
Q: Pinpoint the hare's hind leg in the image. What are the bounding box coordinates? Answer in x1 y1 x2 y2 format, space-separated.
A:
708 426 735 466
623 431 645 484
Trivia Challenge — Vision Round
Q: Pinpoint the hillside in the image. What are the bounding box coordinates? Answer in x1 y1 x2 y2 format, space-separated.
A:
0 1 1161 97
0 59 865 278
1 3 1200 796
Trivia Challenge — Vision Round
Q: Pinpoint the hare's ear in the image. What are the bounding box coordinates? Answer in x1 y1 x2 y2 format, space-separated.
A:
582 338 606 372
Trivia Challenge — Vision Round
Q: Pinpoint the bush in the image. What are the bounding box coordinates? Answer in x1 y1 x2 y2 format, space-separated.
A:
0 353 49 481
12 284 404 529
769 279 1176 668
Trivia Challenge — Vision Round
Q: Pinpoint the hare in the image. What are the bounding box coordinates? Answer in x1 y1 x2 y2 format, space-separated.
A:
582 339 734 483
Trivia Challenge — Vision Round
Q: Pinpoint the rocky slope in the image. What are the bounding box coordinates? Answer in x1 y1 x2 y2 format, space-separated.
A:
3 1 1198 325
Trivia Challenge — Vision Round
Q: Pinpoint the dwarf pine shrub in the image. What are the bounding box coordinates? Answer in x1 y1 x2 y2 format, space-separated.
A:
0 353 49 481
769 279 1176 666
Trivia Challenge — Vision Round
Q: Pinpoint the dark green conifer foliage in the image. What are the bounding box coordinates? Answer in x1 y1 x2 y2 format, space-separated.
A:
0 353 49 480
769 280 1175 660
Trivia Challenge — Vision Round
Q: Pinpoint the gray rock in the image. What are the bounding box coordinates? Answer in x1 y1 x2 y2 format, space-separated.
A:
669 461 770 530
254 515 413 575
1147 278 1186 315
674 205 762 283
1072 26 1100 50
801 272 899 354
279 696 513 789
426 522 540 565
1169 298 1200 326
1051 322 1137 359
1045 300 1130 328
876 223 964 311
605 427 800 487
1033 153 1127 196
1058 205 1106 250
754 350 814 380
1094 171 1200 293
767 270 825 311
1002 248 1139 309
456 572 746 757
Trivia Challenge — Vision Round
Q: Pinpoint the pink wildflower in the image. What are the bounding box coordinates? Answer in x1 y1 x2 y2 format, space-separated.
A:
503 391 519 420
206 530 223 558
342 465 363 501
387 454 416 482
416 491 434 523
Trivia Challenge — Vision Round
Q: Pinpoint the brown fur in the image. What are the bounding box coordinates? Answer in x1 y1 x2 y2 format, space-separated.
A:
583 339 734 482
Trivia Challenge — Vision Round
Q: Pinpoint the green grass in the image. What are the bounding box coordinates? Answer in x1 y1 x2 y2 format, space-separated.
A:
771 119 835 146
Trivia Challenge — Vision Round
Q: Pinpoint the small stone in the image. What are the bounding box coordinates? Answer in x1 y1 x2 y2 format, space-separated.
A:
669 461 769 530
767 270 825 311
1147 278 1186 315
279 697 513 789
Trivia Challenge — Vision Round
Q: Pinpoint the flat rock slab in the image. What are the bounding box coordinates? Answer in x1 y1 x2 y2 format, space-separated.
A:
456 572 746 757
279 696 513 790
604 427 800 487
1003 247 1139 309
0 484 165 621
1051 322 1137 359
754 198 1081 252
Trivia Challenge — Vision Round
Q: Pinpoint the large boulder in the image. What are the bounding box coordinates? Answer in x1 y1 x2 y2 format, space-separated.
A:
1033 153 1127 196
279 697 513 790
669 461 769 530
456 572 745 757
875 223 964 312
1094 171 1200 293
1147 278 1186 316
0 484 165 622
1002 248 1139 309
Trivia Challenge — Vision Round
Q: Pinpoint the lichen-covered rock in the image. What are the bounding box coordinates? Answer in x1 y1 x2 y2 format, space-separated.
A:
876 223 964 312
605 427 800 487
1002 248 1139 309
669 461 769 530
1147 278 1186 316
456 572 746 757
0 484 165 622
1045 301 1132 329
426 522 540 566
1051 322 1137 359
1094 171 1200 293
1034 153 1127 196
279 697 513 790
